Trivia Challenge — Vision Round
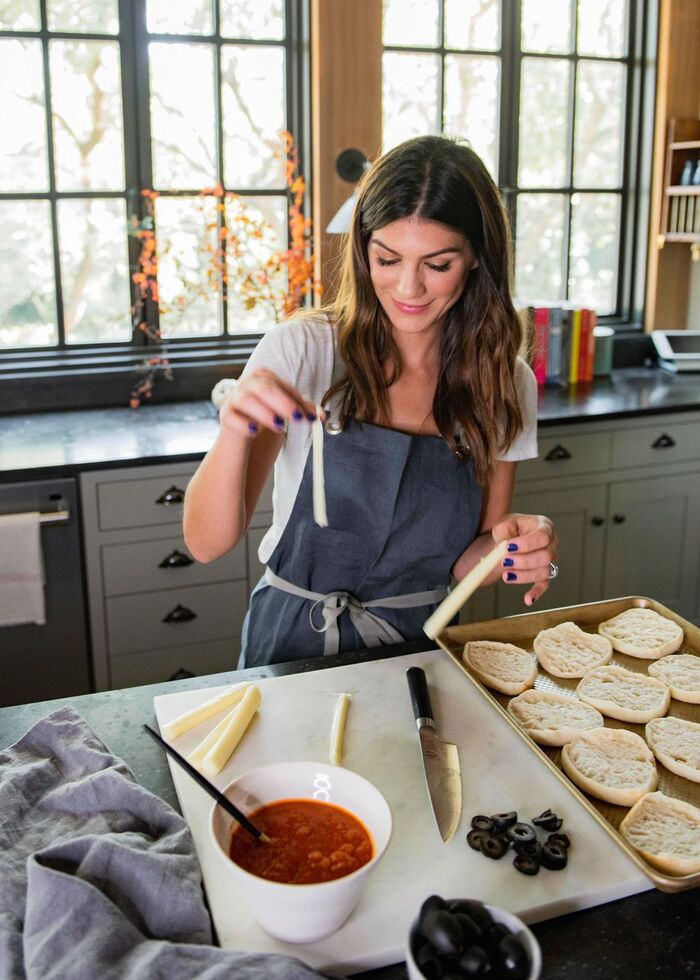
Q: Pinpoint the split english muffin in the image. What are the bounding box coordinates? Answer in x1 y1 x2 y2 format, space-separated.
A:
462 640 537 696
533 621 613 678
506 689 604 746
647 653 700 704
645 716 700 784
576 664 670 723
620 791 700 876
597 607 684 659
561 728 658 806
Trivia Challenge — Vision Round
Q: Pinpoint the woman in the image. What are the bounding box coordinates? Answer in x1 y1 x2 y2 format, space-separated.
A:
184 135 558 668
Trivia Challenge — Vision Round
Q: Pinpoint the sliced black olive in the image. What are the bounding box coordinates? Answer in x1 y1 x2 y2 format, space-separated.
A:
540 840 568 870
458 945 492 977
532 808 553 824
481 833 509 860
447 899 494 934
547 831 571 850
541 816 563 832
467 828 487 851
498 933 531 979
490 810 518 832
453 912 484 947
513 852 540 875
532 809 563 831
415 940 443 979
422 910 464 957
420 894 448 930
513 839 542 860
506 821 536 845
471 814 494 832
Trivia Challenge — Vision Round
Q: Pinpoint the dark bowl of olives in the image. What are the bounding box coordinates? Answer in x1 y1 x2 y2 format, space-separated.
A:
406 895 541 980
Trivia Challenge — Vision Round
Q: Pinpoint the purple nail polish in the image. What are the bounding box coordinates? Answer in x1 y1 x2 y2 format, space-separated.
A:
503 557 515 567
248 421 258 434
507 542 519 552
506 572 517 582
292 409 304 421
306 411 317 422
273 414 285 429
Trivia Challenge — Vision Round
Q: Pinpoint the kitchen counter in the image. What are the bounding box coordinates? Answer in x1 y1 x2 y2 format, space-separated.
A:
1 641 698 980
2 367 700 481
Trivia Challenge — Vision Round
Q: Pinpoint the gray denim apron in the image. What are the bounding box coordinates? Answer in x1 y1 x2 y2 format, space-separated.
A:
239 411 483 668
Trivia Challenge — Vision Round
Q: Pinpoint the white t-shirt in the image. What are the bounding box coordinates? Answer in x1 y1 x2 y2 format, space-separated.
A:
240 316 538 564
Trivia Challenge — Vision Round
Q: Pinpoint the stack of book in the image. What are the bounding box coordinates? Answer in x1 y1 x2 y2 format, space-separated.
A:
526 306 598 385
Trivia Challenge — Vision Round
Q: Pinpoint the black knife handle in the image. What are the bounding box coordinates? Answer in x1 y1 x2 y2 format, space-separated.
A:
407 667 434 725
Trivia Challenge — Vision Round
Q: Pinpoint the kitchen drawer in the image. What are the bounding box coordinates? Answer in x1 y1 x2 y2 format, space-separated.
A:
517 430 612 481
97 470 194 531
101 536 246 597
611 419 700 469
109 639 237 688
106 580 248 657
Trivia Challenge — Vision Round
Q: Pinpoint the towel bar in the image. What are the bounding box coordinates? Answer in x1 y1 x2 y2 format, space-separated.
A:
39 510 70 526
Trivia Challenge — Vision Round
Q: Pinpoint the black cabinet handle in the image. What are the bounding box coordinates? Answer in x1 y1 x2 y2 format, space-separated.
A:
591 516 605 526
168 668 196 681
652 433 675 449
159 549 193 569
544 444 572 462
156 485 185 505
613 514 626 524
162 604 198 624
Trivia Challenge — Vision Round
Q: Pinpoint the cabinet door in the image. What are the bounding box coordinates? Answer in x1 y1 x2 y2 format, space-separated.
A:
494 484 608 618
604 473 700 619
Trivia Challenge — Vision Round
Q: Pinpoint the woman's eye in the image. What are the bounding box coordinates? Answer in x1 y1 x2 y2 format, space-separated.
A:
426 262 451 273
376 256 399 267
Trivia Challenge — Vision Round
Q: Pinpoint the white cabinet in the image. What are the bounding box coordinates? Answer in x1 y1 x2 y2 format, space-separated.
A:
466 411 700 624
81 461 272 689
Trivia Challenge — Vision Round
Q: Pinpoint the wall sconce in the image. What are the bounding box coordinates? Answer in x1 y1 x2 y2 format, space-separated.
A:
326 148 371 233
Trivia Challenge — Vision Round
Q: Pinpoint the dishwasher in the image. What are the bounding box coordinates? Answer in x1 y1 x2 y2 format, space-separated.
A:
0 477 91 707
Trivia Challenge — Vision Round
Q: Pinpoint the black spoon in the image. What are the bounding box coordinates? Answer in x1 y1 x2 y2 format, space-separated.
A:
144 723 270 843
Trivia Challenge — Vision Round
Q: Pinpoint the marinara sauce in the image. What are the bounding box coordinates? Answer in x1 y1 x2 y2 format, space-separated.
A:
229 798 374 884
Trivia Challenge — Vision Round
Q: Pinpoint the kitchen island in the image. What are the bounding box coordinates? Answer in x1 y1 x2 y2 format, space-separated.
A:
1 640 697 980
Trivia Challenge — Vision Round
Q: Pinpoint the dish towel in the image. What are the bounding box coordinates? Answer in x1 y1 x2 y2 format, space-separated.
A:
0 512 45 627
0 707 331 980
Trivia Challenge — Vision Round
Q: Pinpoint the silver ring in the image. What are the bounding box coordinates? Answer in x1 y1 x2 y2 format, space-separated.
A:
548 561 560 580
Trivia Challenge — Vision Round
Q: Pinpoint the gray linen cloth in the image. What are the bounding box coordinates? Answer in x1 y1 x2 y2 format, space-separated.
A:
0 706 329 980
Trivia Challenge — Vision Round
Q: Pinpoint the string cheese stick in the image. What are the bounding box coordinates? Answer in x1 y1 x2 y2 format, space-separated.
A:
329 693 352 765
161 682 251 740
202 685 262 777
187 706 240 769
423 540 509 640
312 411 328 528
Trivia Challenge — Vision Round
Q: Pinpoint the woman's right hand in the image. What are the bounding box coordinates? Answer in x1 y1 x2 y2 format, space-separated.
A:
219 368 321 439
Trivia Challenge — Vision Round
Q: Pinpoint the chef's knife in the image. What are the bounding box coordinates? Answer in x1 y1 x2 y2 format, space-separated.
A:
406 666 462 843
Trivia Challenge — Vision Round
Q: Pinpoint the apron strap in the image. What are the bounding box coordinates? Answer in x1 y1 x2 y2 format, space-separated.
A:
264 567 448 656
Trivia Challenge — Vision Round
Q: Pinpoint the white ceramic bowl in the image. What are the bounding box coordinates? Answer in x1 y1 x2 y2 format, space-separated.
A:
209 761 392 944
406 901 542 980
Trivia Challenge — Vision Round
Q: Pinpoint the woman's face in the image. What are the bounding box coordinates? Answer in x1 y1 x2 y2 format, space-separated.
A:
368 216 478 338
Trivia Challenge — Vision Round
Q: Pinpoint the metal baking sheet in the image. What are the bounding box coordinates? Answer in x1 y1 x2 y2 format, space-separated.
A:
435 596 700 893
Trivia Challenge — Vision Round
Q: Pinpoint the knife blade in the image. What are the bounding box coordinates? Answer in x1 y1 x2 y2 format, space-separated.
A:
406 666 462 843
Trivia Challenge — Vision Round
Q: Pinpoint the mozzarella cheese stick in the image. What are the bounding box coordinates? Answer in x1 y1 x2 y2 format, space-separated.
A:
202 685 262 777
312 412 328 528
423 540 509 640
161 682 251 740
329 693 352 765
187 706 240 768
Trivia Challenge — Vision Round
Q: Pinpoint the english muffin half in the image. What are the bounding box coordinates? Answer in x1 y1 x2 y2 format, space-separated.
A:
648 653 700 704
577 665 670 723
620 792 700 876
561 728 658 806
462 640 537 696
597 607 683 659
533 621 613 678
645 717 700 784
506 689 604 746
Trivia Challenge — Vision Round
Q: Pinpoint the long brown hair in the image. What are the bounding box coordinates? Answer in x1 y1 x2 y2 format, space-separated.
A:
323 135 524 487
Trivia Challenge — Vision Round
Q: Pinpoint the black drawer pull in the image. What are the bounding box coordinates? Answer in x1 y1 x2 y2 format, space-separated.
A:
159 549 193 569
163 604 198 624
591 516 605 526
613 513 626 524
156 485 185 506
544 444 572 462
652 433 675 449
168 668 195 681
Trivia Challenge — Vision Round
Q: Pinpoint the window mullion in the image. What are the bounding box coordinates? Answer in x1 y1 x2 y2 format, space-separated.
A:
563 0 578 304
499 0 521 243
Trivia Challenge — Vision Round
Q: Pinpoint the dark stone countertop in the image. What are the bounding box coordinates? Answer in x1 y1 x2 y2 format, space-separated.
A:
1 641 698 980
1 367 700 482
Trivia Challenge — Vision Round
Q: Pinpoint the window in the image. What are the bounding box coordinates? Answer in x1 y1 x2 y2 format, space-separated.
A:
381 0 652 323
0 0 305 354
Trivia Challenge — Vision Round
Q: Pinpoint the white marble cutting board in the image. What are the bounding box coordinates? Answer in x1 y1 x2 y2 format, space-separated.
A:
153 648 651 976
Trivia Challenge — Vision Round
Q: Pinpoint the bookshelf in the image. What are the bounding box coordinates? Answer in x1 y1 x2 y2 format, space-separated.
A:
659 117 700 249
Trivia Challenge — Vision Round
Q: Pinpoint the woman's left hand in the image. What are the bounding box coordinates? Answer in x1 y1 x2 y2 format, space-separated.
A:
491 513 559 607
